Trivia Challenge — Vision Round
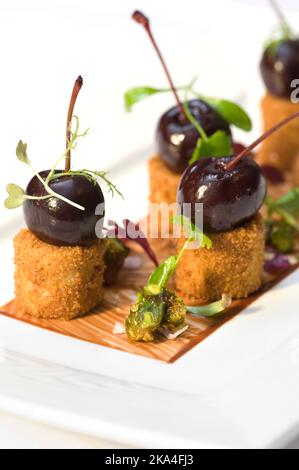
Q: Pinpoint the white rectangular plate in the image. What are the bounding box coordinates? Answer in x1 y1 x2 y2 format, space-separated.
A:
1 152 299 448
1 0 299 449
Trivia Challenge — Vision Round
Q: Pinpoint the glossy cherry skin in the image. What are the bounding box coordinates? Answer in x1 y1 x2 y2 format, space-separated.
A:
23 170 105 247
177 156 266 232
156 99 232 174
260 39 299 98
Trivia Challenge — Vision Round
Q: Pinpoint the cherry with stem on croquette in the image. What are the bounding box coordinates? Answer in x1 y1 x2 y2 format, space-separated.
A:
22 76 105 247
178 111 299 233
132 10 231 174
260 0 299 97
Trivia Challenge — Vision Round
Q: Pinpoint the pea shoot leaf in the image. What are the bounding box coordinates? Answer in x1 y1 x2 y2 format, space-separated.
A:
201 97 252 131
4 184 26 209
16 140 29 164
189 130 232 165
187 294 232 317
147 215 212 289
172 214 212 249
124 86 169 112
147 256 178 289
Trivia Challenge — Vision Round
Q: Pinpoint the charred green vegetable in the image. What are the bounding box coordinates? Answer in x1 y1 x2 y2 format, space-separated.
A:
125 216 212 342
126 287 166 342
126 285 187 342
162 290 186 331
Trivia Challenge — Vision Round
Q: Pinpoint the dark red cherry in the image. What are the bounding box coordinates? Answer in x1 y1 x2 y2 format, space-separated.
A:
260 39 299 98
177 156 266 232
156 99 232 174
23 170 105 247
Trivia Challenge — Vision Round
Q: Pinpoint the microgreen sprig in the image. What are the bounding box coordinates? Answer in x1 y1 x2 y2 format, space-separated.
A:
45 115 89 186
52 169 123 199
182 79 233 163
4 117 122 210
147 215 212 291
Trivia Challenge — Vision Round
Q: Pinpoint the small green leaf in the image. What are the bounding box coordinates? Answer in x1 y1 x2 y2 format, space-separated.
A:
268 188 299 218
16 140 29 164
189 130 232 165
4 183 26 209
172 214 212 249
147 215 212 289
124 86 167 112
202 97 252 131
147 256 178 289
265 190 299 232
187 294 232 317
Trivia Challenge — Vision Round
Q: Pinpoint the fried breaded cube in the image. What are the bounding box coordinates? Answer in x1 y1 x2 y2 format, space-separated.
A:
148 155 180 205
148 155 181 236
14 229 107 320
257 93 299 175
175 214 264 305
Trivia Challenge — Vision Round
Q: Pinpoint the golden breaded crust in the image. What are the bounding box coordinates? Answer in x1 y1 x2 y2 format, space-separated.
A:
257 93 299 175
175 214 264 305
148 155 180 204
148 155 181 236
14 229 107 320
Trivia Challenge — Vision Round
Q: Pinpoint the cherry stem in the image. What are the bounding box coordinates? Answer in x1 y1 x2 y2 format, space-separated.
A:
225 110 299 171
269 0 290 35
132 10 186 120
65 75 83 172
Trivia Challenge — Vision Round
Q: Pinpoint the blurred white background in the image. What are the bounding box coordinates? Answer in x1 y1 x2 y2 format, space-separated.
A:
1 0 299 449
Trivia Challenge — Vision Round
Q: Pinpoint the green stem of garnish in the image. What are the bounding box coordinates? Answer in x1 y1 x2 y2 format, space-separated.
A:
65 76 83 172
25 194 52 201
187 294 232 318
52 169 124 199
28 160 85 211
147 217 212 290
5 115 122 211
183 78 208 141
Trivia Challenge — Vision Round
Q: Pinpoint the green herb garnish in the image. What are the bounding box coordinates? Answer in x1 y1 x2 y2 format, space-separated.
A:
195 96 252 131
265 190 299 231
189 129 232 164
125 215 213 342
187 294 232 318
264 189 299 253
4 116 122 210
124 81 251 130
124 86 174 112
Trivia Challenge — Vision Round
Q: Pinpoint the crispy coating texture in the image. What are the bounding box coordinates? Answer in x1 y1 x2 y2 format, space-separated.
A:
257 93 299 176
175 214 264 305
148 155 181 236
14 229 107 320
148 155 180 205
